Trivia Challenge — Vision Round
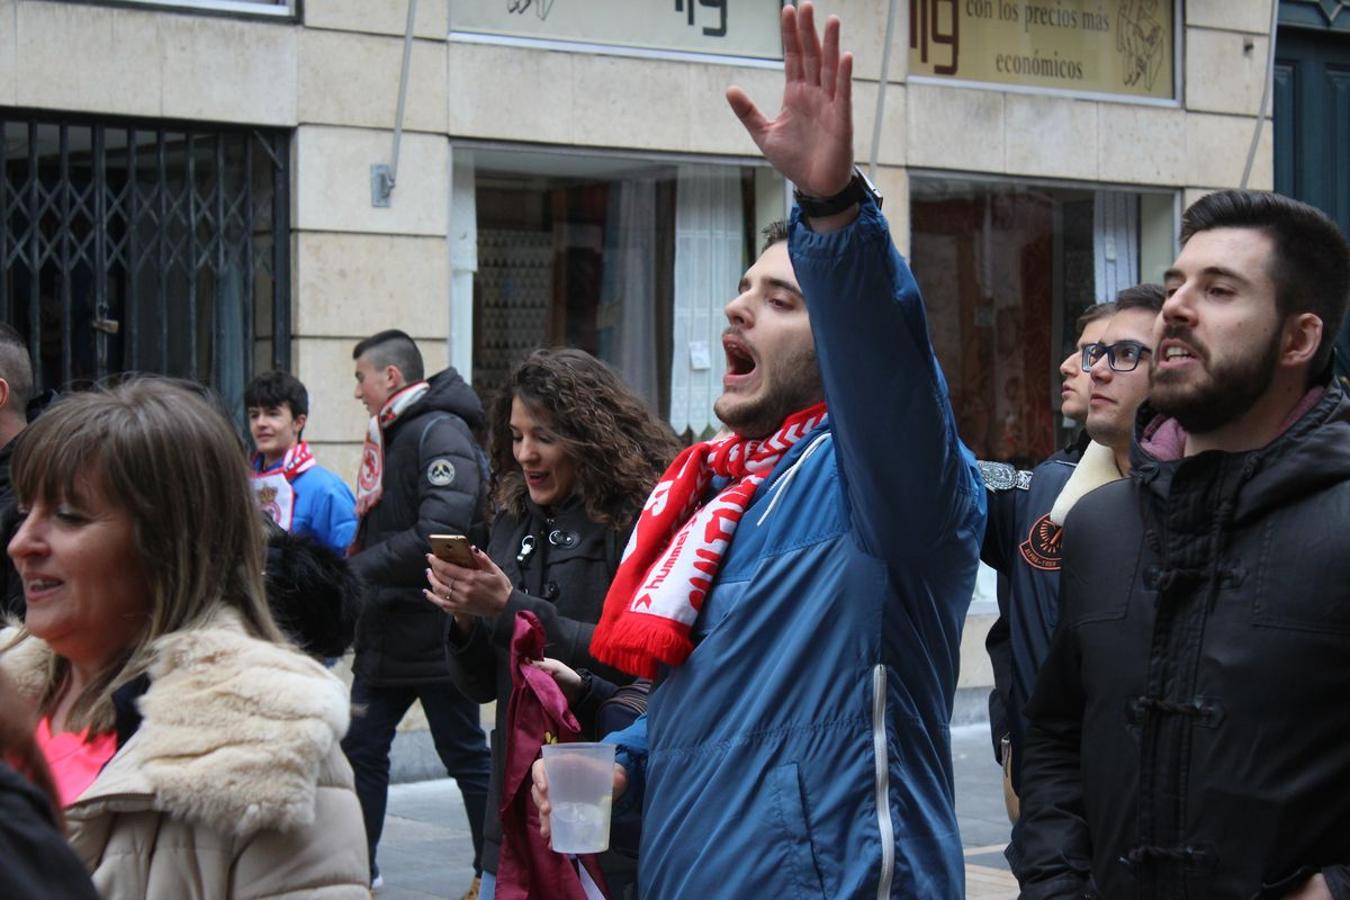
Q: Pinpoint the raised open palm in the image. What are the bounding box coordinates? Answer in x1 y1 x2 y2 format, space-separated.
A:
726 2 854 199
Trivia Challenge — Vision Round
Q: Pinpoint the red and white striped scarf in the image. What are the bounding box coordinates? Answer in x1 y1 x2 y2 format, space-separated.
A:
590 403 828 678
251 441 317 483
355 381 430 517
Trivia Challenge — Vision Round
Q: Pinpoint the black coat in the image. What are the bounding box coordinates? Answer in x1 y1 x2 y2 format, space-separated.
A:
1016 380 1350 899
445 497 631 875
0 761 99 900
1 435 23 619
349 368 487 685
981 452 1077 790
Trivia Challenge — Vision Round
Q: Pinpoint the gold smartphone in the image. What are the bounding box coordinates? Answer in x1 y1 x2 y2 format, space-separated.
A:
429 534 476 568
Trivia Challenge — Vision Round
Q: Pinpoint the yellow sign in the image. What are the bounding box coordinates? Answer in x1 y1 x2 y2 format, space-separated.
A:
909 0 1174 100
451 0 784 61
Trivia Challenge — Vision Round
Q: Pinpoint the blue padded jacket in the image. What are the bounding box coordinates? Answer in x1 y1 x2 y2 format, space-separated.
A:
604 197 985 899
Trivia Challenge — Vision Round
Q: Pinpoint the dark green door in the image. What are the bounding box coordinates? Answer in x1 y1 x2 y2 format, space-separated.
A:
1274 18 1350 376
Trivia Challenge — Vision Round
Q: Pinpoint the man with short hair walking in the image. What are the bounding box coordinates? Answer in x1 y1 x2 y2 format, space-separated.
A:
343 329 491 897
1016 191 1350 899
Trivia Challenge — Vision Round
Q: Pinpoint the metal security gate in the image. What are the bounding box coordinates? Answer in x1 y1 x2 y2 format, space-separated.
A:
0 111 290 416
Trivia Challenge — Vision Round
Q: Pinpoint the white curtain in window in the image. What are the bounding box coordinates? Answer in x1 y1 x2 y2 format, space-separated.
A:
670 165 744 437
598 177 659 410
1093 191 1140 302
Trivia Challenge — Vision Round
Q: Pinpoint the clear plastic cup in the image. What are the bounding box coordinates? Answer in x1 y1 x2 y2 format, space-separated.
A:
541 742 616 854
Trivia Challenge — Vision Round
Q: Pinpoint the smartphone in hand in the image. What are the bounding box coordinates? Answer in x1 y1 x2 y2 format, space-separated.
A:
429 534 476 568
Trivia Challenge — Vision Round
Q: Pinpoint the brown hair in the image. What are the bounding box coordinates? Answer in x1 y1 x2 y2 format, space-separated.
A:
761 220 790 254
0 670 62 825
11 377 284 732
489 349 680 529
1182 190 1350 376
1075 301 1118 337
1114 283 1165 315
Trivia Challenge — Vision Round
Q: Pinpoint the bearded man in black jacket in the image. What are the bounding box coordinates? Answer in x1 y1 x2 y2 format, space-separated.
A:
343 329 491 896
1016 191 1350 900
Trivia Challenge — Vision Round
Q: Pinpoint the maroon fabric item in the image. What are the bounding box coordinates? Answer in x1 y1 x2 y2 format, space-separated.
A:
495 611 608 900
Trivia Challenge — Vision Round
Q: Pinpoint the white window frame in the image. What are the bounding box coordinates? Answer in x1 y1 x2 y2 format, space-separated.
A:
80 0 295 19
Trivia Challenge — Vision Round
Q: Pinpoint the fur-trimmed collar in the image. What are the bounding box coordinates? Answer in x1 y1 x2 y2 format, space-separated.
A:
1049 440 1125 526
0 610 350 838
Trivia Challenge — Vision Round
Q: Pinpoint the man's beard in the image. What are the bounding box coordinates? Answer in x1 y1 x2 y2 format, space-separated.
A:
715 346 823 440
1150 323 1282 434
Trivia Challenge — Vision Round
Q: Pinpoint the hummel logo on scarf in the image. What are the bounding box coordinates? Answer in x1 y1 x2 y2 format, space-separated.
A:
590 402 828 678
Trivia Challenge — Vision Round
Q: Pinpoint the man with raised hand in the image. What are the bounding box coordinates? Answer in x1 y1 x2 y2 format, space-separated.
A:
533 5 985 896
1016 191 1350 898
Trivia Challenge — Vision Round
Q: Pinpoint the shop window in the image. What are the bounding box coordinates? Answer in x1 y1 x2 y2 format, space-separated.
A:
457 148 784 438
910 175 1174 466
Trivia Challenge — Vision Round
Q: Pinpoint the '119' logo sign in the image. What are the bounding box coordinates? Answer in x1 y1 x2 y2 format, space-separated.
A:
675 0 727 38
910 0 959 75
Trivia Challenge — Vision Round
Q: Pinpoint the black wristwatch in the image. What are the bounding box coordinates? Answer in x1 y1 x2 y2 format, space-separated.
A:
793 166 883 217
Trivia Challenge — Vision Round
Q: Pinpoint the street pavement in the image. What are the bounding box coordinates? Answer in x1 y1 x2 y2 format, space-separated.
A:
376 723 1016 899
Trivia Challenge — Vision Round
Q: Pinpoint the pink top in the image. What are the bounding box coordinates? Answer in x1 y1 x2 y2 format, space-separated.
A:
34 717 118 806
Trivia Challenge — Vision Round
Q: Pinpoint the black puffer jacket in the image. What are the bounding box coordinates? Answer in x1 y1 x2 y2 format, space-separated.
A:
1016 379 1350 899
445 496 631 876
350 368 487 685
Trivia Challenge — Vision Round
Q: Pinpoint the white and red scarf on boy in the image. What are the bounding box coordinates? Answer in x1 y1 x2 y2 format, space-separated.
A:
591 402 828 679
250 442 316 530
355 381 430 518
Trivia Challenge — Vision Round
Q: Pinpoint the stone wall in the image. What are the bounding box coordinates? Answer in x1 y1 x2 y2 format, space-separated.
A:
0 0 1279 743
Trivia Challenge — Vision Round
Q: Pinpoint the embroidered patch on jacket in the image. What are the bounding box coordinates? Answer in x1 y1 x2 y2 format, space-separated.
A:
1019 513 1063 571
426 458 456 487
978 461 1033 492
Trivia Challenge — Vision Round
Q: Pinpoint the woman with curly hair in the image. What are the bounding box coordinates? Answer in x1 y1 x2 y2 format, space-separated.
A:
426 348 678 900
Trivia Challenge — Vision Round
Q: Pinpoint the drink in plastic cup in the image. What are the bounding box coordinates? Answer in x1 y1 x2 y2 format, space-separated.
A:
541 742 615 854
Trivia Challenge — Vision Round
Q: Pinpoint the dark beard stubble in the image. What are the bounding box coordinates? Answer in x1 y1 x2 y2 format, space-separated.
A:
1150 324 1282 434
715 344 824 440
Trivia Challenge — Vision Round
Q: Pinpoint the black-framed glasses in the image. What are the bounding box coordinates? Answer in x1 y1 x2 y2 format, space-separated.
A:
1082 340 1152 373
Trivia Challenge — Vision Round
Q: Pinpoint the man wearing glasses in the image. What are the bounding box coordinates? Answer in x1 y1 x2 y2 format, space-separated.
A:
981 285 1163 854
1080 286 1166 479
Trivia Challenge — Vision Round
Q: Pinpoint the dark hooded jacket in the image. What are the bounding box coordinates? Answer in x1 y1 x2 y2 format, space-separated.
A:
350 368 487 685
1015 378 1350 899
445 495 631 877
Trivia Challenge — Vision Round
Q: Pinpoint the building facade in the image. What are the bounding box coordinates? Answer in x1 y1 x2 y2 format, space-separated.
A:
1 0 1306 714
